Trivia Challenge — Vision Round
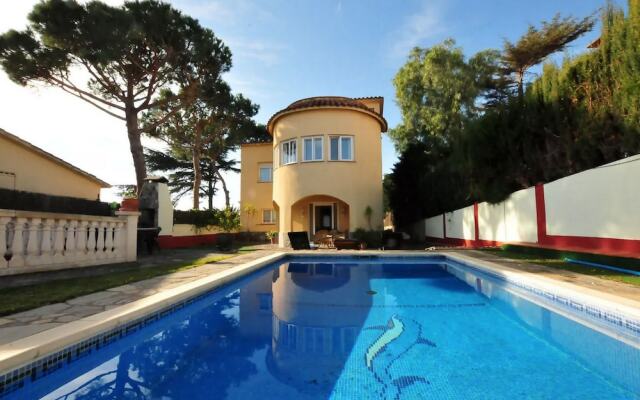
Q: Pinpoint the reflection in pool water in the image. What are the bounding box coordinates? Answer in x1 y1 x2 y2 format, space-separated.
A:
7 257 640 399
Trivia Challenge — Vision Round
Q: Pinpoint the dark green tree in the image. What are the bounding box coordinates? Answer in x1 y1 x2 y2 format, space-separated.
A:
143 79 258 209
389 39 502 150
0 0 231 192
502 13 595 98
144 148 239 209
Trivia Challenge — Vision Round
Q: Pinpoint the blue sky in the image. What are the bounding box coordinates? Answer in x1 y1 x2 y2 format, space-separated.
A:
0 0 615 208
182 0 612 175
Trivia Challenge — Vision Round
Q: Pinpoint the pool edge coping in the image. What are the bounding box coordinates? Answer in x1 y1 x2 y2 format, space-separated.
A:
443 251 640 319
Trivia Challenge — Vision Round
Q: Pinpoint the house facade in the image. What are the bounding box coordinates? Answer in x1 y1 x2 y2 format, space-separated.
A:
240 96 387 246
0 128 110 200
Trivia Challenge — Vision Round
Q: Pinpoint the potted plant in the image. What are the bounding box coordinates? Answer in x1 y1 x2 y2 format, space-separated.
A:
118 185 138 211
265 230 277 244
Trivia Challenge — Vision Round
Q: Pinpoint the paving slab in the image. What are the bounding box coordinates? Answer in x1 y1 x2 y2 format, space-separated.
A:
0 247 277 346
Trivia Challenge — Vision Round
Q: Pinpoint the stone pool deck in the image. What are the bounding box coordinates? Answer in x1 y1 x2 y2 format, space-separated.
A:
0 247 638 350
0 246 278 346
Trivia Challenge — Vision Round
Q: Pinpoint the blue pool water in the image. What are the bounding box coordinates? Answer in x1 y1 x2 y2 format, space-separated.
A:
5 256 640 399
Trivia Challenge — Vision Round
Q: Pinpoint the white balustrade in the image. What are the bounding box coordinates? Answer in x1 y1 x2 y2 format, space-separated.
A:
0 217 9 269
0 209 139 275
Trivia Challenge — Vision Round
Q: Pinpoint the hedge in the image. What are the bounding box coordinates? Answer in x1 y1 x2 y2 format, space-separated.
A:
173 209 220 228
0 188 112 216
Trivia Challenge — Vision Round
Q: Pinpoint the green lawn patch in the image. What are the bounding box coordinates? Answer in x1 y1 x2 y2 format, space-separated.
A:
0 254 235 317
482 245 640 287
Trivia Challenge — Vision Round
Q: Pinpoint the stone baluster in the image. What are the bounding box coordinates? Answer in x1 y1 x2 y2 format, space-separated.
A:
8 218 26 267
104 222 115 259
0 217 10 268
40 218 55 266
75 220 88 262
25 218 42 265
113 221 124 260
52 219 66 263
66 220 78 262
86 221 98 263
96 221 106 260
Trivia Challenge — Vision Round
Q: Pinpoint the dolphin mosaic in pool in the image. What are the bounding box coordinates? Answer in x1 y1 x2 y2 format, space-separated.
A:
364 315 437 399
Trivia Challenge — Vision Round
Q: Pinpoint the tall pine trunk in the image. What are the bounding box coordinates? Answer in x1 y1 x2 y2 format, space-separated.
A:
214 168 230 208
207 178 215 210
125 108 147 195
192 125 203 209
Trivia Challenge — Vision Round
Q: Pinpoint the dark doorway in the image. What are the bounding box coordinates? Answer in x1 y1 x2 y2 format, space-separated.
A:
314 205 333 233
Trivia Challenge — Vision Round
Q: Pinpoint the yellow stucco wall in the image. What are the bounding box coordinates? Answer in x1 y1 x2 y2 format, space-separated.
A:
0 135 103 200
272 108 384 243
240 143 278 232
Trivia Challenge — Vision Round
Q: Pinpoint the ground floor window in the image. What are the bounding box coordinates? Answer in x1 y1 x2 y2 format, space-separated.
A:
262 209 276 224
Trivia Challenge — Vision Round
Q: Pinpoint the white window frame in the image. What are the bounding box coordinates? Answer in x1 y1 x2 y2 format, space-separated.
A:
328 135 354 161
262 209 276 224
302 136 324 162
258 163 272 182
281 139 297 165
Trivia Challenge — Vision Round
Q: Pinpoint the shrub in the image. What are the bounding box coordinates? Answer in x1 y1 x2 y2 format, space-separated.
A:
217 207 241 233
352 228 383 249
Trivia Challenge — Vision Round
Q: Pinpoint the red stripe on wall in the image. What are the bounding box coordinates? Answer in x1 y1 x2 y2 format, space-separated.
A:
535 183 548 245
157 234 219 249
473 203 479 241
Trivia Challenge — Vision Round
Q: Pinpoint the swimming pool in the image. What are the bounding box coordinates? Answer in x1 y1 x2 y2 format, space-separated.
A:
2 255 639 399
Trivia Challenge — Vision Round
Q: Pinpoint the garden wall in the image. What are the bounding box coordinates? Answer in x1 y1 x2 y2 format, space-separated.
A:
413 154 640 258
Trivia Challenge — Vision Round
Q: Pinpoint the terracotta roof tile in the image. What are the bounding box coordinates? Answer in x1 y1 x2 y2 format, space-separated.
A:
267 96 387 133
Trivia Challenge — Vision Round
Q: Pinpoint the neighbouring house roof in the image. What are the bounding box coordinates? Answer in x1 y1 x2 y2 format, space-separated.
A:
241 142 273 147
267 96 388 134
0 128 111 188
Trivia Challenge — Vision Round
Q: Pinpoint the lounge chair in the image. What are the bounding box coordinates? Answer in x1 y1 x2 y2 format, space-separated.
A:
288 232 318 250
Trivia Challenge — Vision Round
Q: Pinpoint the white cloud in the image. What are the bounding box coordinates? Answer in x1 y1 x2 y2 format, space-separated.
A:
388 1 447 59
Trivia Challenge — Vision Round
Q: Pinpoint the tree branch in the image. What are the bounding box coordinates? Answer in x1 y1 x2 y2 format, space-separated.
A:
78 59 125 102
50 76 125 111
60 86 126 120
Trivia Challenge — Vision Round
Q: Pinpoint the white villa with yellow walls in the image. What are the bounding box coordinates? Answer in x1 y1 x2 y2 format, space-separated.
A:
240 96 387 247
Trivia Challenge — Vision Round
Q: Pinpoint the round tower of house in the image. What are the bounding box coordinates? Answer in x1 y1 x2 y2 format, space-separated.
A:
267 96 387 246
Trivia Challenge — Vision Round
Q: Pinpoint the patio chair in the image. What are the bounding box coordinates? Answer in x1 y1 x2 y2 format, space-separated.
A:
288 231 318 250
313 230 333 248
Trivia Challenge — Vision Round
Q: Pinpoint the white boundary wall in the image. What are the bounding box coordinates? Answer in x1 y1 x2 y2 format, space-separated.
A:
417 153 640 246
445 205 475 240
478 187 537 243
424 215 444 238
544 155 640 240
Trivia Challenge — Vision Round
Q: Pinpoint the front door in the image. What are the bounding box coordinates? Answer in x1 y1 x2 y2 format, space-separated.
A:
313 205 333 233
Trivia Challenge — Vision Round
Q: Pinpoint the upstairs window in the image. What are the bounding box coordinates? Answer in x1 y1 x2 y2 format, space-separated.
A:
329 136 353 161
303 136 323 161
281 139 297 165
259 164 272 182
